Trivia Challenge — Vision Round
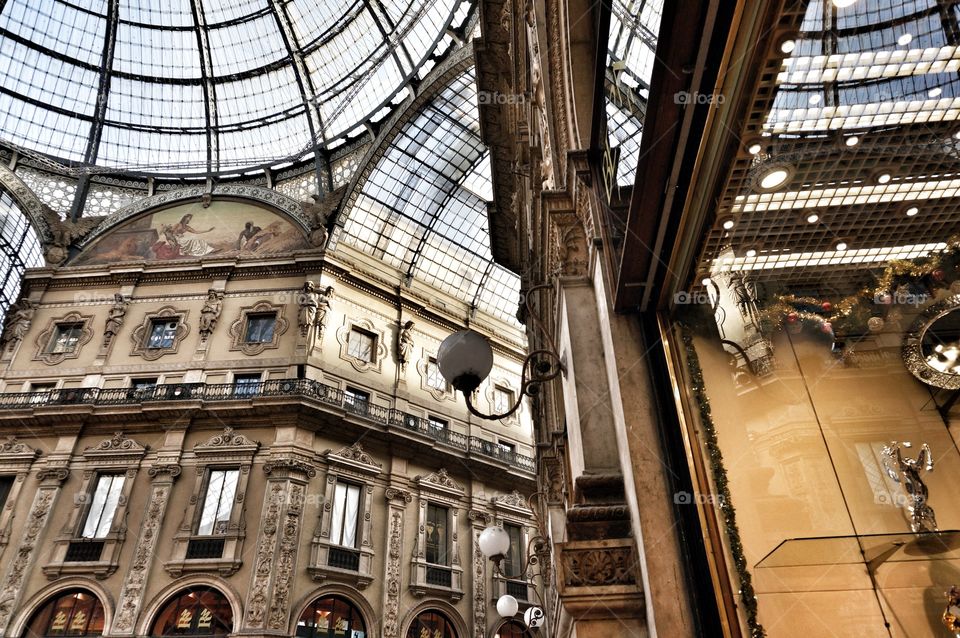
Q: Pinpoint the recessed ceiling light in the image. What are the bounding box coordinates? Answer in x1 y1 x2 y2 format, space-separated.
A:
748 142 763 155
806 212 820 223
954 131 960 140
808 94 822 105
906 206 919 217
844 136 859 147
722 218 735 230
929 87 943 98
898 33 913 46
759 167 790 190
780 39 796 54
876 172 892 184
835 241 848 251
832 0 857 7
745 248 758 258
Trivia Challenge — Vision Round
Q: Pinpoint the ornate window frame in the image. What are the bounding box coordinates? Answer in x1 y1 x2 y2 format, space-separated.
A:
0 437 40 554
43 433 147 579
165 427 259 577
416 350 454 402
130 306 190 361
33 312 94 366
227 301 289 356
489 491 535 605
336 318 386 373
486 377 520 425
308 444 381 588
410 469 464 601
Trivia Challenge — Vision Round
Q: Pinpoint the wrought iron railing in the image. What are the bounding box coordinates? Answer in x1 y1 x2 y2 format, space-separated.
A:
425 566 452 587
185 537 225 559
65 539 104 562
506 579 529 600
0 379 535 472
328 547 361 571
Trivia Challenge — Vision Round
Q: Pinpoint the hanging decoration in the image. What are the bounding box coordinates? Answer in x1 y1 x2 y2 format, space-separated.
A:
758 236 960 341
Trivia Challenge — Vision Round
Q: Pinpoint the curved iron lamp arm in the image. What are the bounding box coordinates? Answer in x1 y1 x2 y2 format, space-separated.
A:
464 349 564 420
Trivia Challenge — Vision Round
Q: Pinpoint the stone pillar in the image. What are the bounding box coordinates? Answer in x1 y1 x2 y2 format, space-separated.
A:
0 464 69 634
468 510 493 638
243 459 314 634
111 463 182 635
382 487 412 638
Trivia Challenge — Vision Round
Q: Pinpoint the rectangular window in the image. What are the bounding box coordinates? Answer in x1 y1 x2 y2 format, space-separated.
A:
80 474 125 539
233 373 262 397
147 319 178 349
425 503 448 565
197 469 239 535
132 377 157 390
493 386 514 414
244 313 276 343
503 523 524 577
425 358 447 391
344 387 370 413
347 328 376 363
48 323 84 354
0 476 14 512
499 441 516 456
428 416 448 441
329 482 361 548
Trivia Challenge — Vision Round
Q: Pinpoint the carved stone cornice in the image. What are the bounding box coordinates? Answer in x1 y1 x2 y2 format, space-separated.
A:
325 442 382 476
263 458 316 479
195 425 259 455
414 468 464 497
146 463 182 480
385 487 413 505
0 437 40 466
35 467 69 484
83 432 148 461
491 490 531 514
467 509 492 525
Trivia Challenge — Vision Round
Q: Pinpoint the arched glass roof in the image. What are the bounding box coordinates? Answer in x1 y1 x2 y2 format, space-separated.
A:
339 67 521 323
0 0 469 176
0 190 44 322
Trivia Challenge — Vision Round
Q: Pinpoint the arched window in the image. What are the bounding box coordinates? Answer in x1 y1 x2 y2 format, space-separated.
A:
295 595 367 638
150 587 232 637
405 610 457 638
0 190 43 323
495 620 532 638
25 589 105 637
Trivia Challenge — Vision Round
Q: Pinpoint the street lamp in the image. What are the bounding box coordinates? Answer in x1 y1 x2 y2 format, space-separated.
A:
477 523 547 630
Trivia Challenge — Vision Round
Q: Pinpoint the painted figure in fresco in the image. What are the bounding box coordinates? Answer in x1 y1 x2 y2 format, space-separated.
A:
237 222 263 250
103 293 129 347
882 441 937 533
159 214 216 257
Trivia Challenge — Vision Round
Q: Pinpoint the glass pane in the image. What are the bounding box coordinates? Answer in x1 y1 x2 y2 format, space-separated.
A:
244 315 275 343
198 469 238 535
330 482 346 544
81 474 124 539
425 504 447 565
341 484 360 548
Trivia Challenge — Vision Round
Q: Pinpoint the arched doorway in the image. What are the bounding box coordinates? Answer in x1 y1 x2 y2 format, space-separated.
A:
494 620 532 638
24 589 105 637
405 610 457 638
295 594 367 638
150 586 232 636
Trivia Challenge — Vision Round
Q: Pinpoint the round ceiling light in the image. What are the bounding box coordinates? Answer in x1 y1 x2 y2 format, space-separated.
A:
834 241 848 251
809 94 822 105
898 33 913 46
806 212 820 224
875 172 892 184
844 136 859 147
748 142 763 155
906 206 919 217
722 218 735 230
759 167 791 190
832 0 857 7
929 87 943 98
745 247 758 258
780 39 796 54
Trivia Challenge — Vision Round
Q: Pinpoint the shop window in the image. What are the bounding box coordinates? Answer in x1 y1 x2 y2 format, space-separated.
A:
25 589 105 638
295 595 367 638
150 587 232 636
405 611 457 638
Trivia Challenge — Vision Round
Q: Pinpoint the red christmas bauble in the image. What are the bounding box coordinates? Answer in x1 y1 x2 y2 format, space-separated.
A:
821 301 832 312
932 268 946 282
786 312 799 324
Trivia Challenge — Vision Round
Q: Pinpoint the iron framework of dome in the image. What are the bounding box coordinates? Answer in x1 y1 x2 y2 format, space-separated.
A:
0 0 471 177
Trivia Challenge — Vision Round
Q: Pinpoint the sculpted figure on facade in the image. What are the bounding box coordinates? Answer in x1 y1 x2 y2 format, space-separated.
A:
103 293 129 347
397 320 414 370
297 281 319 337
199 289 224 340
1 299 33 348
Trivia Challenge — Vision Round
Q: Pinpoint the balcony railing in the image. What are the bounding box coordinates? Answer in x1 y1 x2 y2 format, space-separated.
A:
425 565 452 587
328 547 361 571
506 579 529 601
185 537 225 560
65 539 104 562
0 379 535 472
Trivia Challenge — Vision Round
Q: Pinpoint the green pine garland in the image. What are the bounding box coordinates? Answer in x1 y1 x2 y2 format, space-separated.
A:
680 326 765 638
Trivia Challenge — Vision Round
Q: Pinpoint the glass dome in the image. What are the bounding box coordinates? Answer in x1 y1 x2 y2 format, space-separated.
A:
0 0 469 176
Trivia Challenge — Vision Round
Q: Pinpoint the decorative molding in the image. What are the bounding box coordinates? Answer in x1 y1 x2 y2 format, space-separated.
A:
194 426 260 455
112 482 172 634
245 483 283 628
146 463 182 479
32 311 94 365
268 482 304 629
0 164 55 244
325 443 382 476
557 542 637 588
385 488 413 505
263 458 316 479
228 300 289 355
382 509 404 638
472 529 486 638
491 490 530 513
414 468 464 496
36 467 69 484
129 306 190 361
415 349 454 402
84 432 147 458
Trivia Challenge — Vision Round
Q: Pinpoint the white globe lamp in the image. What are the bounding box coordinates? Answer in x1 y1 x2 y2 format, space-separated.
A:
478 525 511 560
496 594 519 619
437 330 494 393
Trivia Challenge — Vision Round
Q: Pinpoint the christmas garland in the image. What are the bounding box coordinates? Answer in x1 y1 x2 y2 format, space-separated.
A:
680 326 766 637
759 237 960 339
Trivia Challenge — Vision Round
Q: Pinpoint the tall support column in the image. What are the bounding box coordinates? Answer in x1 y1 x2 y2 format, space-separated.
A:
382 487 412 638
112 463 182 635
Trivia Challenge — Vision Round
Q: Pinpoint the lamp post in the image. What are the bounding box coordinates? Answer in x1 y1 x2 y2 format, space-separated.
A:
477 523 546 630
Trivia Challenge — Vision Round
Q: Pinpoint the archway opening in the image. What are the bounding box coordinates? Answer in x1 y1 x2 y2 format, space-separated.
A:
295 594 367 638
150 586 232 637
405 610 457 638
24 589 105 638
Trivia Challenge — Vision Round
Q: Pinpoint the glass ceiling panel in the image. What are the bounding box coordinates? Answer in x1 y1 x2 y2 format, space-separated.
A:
0 0 467 176
339 68 521 323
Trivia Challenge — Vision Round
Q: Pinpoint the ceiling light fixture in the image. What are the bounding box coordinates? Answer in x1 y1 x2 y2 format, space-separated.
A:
808 94 822 105
929 87 943 98
745 247 758 258
898 33 913 46
832 0 857 7
906 206 919 217
757 166 791 190
845 136 859 147
720 216 736 230
835 241 848 251
806 212 820 224
876 172 892 184
780 39 796 54
748 142 763 155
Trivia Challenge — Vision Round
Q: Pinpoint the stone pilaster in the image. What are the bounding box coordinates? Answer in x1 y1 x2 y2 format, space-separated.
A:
381 487 411 638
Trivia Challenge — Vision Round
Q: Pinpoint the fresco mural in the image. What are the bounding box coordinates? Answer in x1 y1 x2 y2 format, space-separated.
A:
73 200 311 265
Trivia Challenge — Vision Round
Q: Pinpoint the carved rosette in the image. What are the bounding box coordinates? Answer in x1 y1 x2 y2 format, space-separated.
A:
113 483 171 634
0 487 57 633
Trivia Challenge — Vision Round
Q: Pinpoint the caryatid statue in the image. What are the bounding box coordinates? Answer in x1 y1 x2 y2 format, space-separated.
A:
397 320 414 370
